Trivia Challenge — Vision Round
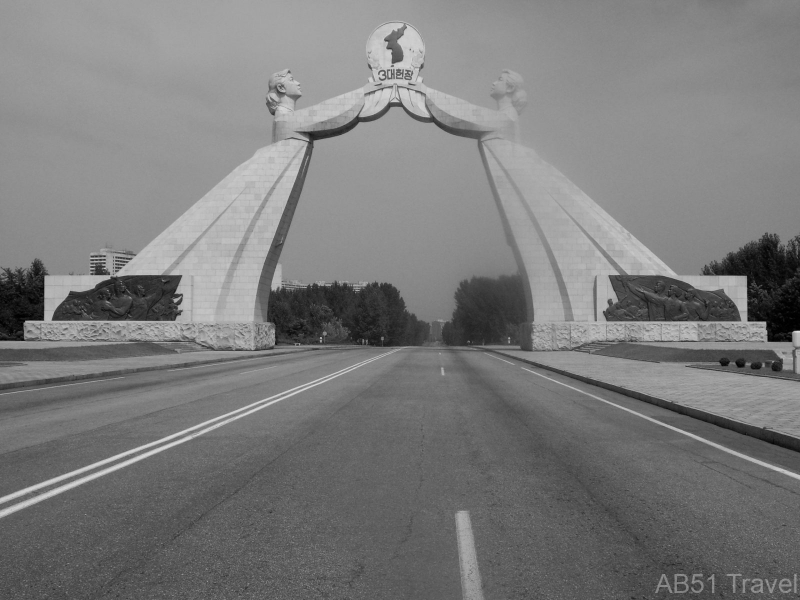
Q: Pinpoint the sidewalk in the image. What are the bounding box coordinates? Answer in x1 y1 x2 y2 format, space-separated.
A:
480 345 800 452
0 345 320 391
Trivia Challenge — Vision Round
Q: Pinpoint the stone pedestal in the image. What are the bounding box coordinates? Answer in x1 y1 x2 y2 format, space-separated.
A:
519 321 767 351
24 321 275 351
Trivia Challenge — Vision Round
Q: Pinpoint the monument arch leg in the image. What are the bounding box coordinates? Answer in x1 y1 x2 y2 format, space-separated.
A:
478 137 675 323
119 139 313 323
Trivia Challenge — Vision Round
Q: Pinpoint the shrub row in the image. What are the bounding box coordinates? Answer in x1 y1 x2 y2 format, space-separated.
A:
719 357 783 372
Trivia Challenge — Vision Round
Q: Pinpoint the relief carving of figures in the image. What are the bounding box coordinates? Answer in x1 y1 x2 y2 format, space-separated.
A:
603 275 740 322
53 276 183 322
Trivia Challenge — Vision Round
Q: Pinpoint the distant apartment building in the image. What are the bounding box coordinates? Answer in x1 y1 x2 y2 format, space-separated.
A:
429 319 446 342
89 248 136 275
277 268 370 293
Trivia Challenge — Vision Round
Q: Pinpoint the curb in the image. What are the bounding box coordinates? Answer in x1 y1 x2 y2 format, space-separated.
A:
479 347 800 454
0 347 321 392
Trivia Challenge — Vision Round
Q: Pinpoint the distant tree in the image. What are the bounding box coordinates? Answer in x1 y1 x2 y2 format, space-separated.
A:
702 233 800 290
771 273 800 341
352 284 389 345
701 232 800 340
0 258 48 339
402 313 430 346
91 264 110 276
448 274 526 345
322 318 350 343
441 321 455 346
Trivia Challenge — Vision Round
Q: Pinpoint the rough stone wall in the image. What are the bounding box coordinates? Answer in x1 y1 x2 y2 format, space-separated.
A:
519 321 767 351
24 321 275 351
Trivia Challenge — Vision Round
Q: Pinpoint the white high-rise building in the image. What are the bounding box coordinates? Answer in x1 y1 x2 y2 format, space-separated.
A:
89 248 136 275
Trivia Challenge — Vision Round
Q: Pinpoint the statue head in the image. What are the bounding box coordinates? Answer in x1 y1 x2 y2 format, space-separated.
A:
490 69 527 114
654 280 665 294
685 288 696 301
266 69 302 115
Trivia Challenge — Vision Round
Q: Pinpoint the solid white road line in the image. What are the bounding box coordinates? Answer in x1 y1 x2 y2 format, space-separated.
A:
483 352 514 365
0 377 126 396
239 365 279 375
522 367 800 483
0 349 402 519
456 511 484 600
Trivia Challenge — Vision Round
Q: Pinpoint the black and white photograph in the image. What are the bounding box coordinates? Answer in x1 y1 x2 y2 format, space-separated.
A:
1 2 799 598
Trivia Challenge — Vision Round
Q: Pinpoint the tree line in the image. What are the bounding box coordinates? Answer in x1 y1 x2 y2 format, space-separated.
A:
268 282 430 346
702 232 800 341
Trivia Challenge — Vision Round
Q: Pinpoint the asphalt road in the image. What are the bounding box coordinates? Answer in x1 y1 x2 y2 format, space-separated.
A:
3 347 800 599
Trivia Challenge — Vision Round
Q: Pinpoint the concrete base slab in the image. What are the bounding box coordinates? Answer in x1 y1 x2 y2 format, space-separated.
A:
520 321 767 351
24 321 275 351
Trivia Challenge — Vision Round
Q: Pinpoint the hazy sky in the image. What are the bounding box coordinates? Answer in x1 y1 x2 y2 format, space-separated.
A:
1 1 798 322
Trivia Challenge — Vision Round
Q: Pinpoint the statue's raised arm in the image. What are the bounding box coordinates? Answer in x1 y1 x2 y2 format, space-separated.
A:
269 69 366 143
424 69 527 142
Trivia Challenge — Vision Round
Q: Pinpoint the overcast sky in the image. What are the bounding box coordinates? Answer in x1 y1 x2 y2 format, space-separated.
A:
1 1 798 322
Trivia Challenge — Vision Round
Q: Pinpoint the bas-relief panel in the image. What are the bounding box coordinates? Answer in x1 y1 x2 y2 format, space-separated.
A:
53 276 183 322
604 276 740 322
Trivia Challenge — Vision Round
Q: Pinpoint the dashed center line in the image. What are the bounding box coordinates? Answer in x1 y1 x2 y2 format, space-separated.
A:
441 367 445 376
456 511 484 600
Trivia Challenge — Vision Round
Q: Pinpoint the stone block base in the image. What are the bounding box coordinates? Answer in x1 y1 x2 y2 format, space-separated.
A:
520 321 767 351
24 321 275 351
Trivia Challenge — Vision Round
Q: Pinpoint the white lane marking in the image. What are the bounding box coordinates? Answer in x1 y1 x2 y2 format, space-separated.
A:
521 367 800 483
0 349 402 519
441 367 445 376
0 377 126 397
239 365 279 375
483 352 514 365
456 511 484 600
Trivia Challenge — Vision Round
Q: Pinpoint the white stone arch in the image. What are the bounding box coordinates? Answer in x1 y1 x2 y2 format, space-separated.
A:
119 78 673 327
